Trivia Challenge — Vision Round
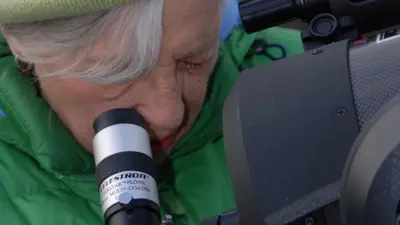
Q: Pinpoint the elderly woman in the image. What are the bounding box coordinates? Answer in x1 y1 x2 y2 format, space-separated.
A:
0 0 303 224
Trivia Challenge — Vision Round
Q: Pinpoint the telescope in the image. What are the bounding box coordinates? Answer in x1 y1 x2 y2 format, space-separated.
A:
240 0 400 50
201 0 400 225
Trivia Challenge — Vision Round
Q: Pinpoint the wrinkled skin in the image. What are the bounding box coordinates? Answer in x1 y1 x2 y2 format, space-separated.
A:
11 0 221 164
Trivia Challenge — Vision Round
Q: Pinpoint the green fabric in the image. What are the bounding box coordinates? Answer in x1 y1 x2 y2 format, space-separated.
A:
0 26 304 225
0 0 138 24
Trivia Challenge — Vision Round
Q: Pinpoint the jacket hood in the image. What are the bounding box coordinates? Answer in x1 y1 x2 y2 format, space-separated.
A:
0 0 136 24
0 34 95 175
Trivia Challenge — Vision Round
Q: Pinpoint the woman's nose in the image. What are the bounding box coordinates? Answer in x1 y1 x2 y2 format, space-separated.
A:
135 74 185 139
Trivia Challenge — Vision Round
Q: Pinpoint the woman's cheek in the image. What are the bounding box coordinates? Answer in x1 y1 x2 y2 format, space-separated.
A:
183 71 210 106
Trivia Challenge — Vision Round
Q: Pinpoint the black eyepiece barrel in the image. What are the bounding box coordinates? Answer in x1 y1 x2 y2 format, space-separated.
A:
93 108 145 133
240 0 302 33
240 0 328 33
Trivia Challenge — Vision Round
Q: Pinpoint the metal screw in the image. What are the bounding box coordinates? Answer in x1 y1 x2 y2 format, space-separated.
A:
119 192 134 205
305 217 315 225
312 48 324 55
162 214 173 225
336 107 347 117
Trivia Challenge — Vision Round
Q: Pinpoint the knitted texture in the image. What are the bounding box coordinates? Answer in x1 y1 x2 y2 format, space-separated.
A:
0 0 136 24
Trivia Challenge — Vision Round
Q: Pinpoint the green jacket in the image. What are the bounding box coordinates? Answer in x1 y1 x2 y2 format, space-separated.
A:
0 26 303 225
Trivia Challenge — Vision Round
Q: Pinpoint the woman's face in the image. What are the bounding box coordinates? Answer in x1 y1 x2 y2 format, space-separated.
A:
34 0 221 163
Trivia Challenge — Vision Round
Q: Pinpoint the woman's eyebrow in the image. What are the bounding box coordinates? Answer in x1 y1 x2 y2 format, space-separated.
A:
183 36 217 58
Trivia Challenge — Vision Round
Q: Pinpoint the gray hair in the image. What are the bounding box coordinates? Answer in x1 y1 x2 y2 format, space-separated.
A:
1 0 225 85
1 0 165 85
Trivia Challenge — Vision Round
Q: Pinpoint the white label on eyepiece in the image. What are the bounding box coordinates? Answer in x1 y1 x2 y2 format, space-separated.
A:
99 171 159 216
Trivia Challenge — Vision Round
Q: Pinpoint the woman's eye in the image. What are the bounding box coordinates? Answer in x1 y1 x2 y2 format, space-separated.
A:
180 61 203 69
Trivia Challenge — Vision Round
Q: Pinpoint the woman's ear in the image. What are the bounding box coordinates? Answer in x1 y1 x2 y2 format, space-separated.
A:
1 26 33 73
1 26 23 57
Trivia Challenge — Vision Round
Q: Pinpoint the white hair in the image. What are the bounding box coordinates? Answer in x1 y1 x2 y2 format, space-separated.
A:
1 0 225 85
1 0 165 85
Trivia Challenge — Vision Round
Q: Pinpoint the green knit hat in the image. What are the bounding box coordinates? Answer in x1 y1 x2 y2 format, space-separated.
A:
0 0 137 24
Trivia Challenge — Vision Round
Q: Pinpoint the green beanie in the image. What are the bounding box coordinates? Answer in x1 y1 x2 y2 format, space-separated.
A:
0 0 137 24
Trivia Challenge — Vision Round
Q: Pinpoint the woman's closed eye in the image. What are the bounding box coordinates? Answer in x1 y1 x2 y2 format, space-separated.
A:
180 61 204 69
178 54 215 72
177 40 218 72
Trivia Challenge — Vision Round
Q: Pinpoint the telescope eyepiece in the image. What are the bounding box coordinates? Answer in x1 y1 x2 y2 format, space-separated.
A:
92 108 161 225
